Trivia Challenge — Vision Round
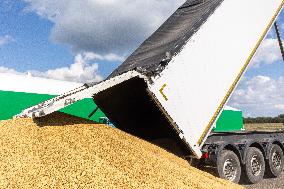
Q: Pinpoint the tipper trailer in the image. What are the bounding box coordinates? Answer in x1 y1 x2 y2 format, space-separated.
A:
16 0 284 184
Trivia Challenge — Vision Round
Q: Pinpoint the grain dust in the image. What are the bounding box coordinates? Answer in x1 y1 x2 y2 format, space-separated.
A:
0 113 244 189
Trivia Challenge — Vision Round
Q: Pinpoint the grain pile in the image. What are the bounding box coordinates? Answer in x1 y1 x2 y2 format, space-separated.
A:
0 112 244 189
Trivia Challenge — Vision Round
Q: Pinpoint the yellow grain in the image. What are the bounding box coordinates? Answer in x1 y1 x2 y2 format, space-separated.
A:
0 113 244 189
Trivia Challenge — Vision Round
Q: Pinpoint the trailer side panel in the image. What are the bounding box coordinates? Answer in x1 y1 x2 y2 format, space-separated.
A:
149 0 284 157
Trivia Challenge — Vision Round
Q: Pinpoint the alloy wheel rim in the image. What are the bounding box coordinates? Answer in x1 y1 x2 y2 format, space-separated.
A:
223 159 237 181
251 155 262 176
272 151 282 170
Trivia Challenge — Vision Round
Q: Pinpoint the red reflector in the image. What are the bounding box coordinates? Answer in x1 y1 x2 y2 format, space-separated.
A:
201 152 209 159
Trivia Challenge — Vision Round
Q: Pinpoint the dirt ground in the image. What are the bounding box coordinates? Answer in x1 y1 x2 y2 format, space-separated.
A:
245 123 284 131
202 166 284 189
243 123 284 189
244 173 284 189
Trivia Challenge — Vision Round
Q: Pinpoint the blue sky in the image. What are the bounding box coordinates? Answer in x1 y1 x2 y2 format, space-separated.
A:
0 0 122 78
226 12 284 117
0 0 284 117
0 0 183 80
0 1 71 71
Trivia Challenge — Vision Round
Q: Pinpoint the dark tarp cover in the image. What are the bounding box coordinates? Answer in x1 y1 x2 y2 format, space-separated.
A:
108 0 224 78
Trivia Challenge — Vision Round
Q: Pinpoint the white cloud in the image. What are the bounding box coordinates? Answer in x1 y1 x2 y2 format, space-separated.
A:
23 0 185 54
252 38 282 67
31 53 103 83
274 104 284 110
0 66 22 75
0 53 103 83
84 52 125 62
228 75 284 117
0 35 13 47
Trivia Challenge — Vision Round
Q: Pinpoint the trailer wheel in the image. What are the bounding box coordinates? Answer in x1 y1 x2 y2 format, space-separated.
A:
243 147 265 184
217 150 241 183
266 144 284 178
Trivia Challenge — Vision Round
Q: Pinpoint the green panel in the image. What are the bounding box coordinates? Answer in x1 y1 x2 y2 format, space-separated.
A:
0 90 105 122
60 98 105 122
214 110 244 132
0 91 53 120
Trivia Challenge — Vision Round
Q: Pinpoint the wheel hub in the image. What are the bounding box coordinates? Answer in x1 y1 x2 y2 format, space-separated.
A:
272 151 282 170
223 159 237 181
251 155 262 176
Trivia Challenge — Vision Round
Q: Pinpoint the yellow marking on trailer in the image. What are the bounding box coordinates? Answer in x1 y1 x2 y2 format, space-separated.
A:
159 84 168 101
197 0 284 146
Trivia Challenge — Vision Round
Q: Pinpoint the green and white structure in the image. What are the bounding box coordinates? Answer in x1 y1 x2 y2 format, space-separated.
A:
0 73 104 122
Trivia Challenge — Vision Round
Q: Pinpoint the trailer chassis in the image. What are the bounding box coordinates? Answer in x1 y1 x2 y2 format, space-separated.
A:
198 131 284 183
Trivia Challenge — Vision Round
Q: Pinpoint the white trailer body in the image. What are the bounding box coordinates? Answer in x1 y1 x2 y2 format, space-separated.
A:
16 0 284 158
148 0 284 156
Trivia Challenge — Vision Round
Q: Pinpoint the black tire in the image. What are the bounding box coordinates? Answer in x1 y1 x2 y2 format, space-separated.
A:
243 147 265 184
266 144 284 178
217 150 241 183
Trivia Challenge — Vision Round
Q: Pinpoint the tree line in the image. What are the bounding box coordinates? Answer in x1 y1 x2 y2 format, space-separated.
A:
244 114 284 123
